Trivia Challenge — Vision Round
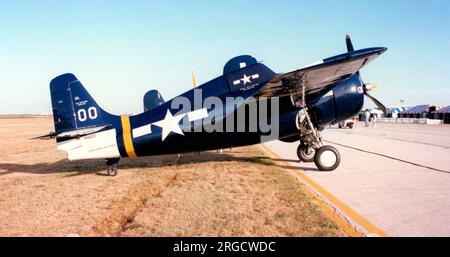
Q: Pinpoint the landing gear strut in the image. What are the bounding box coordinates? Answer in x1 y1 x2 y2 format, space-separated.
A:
295 83 341 171
296 114 341 171
296 110 341 171
106 158 120 177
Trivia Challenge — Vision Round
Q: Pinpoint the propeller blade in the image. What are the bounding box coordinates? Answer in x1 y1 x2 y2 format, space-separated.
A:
192 71 198 89
348 33 385 115
346 34 355 52
364 82 379 91
346 34 360 76
365 92 388 116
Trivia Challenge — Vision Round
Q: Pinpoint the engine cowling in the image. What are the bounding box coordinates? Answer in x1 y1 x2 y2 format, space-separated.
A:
309 74 364 128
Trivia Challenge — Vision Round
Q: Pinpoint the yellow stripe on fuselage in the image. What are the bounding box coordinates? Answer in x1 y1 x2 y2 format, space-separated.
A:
121 115 137 158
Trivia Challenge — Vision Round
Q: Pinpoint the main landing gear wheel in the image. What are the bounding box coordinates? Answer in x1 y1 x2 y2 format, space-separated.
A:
106 158 120 177
297 144 315 163
314 146 341 172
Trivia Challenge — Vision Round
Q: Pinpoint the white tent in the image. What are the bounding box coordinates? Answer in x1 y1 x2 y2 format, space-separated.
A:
370 109 384 117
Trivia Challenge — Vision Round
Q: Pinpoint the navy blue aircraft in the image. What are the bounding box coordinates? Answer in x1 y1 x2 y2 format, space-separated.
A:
37 35 387 176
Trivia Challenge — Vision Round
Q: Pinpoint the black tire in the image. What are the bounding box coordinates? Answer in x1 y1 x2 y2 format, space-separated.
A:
348 123 354 129
297 144 315 163
314 146 341 172
105 158 120 177
107 166 118 177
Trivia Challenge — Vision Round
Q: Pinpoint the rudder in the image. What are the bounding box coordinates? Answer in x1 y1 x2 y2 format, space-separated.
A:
50 73 115 134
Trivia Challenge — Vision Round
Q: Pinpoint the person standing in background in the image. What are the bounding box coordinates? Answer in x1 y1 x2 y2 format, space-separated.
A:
372 113 378 128
364 109 371 127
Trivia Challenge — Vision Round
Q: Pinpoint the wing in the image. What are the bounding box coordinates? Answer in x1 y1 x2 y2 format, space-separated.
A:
255 47 387 99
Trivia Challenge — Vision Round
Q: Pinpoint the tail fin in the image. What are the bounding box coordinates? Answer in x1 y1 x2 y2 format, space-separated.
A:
50 73 116 134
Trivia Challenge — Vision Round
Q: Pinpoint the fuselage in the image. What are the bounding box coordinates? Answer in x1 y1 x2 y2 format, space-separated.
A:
49 38 384 173
117 62 298 157
114 64 364 158
52 54 368 161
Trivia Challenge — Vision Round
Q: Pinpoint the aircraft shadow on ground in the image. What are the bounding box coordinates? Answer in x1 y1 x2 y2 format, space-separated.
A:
0 152 316 177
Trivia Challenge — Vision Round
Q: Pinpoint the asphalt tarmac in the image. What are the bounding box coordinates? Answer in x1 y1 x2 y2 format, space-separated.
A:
264 122 450 236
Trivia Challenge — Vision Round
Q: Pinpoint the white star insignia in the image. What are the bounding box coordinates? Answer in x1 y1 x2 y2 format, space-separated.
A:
241 74 252 85
153 110 185 141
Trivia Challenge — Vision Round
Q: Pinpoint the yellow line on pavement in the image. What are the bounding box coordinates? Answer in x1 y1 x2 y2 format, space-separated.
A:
260 144 387 237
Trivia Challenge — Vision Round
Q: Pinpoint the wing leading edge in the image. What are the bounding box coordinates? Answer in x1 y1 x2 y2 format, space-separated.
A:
255 47 387 99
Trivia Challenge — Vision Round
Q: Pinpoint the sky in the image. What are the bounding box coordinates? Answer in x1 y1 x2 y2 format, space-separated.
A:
0 0 449 114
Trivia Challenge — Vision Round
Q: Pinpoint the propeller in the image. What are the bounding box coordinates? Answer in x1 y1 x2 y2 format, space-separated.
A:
363 85 388 115
192 71 198 89
346 34 388 116
345 34 355 52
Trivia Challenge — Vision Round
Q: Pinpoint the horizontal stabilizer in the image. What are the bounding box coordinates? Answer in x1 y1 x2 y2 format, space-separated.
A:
56 125 111 138
31 132 58 140
32 125 111 141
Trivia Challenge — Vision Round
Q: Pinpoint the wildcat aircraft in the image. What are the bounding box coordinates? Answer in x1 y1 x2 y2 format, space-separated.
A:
37 35 387 176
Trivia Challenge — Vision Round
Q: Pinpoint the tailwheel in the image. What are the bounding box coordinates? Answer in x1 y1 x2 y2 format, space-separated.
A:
106 158 120 177
314 146 341 172
297 143 315 163
107 165 118 177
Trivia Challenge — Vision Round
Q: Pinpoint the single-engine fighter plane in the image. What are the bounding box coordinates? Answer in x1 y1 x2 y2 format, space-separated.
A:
36 35 387 176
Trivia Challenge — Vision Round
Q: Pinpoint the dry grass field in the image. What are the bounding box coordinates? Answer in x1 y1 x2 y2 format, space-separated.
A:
0 116 353 237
